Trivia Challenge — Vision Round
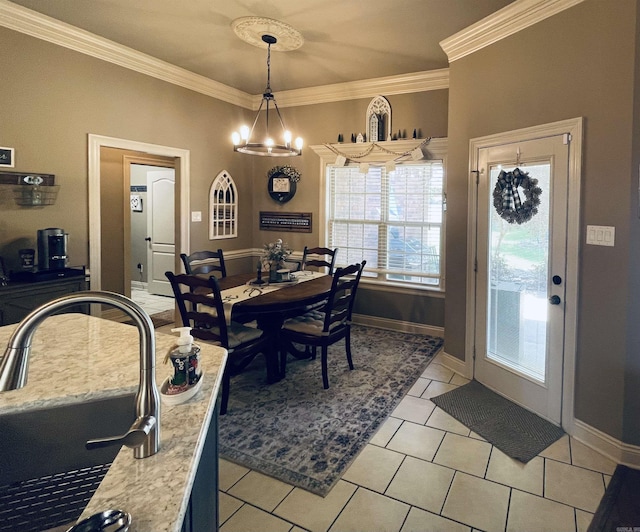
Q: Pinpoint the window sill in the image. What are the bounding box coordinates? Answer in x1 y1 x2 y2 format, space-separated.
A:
359 277 445 298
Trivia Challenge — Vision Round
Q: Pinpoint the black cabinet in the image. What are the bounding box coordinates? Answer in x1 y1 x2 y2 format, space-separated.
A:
0 276 89 326
182 399 219 531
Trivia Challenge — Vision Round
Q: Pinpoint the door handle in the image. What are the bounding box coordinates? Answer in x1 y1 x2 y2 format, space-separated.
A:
549 295 561 305
145 237 151 242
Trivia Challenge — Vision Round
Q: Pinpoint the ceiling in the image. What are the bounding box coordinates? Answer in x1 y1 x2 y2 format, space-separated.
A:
8 0 514 95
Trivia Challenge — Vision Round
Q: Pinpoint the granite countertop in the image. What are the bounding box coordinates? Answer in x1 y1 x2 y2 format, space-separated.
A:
0 313 227 532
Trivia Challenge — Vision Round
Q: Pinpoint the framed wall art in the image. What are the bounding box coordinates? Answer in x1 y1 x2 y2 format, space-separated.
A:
0 147 15 168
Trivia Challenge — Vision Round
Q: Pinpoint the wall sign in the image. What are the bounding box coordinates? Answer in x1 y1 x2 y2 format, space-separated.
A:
0 147 15 168
260 211 312 233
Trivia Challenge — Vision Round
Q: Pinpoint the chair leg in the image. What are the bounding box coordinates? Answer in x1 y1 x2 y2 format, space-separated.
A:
345 327 354 370
321 345 329 389
220 369 231 415
280 344 288 377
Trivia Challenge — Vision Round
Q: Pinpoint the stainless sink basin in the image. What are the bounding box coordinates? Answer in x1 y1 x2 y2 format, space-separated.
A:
0 394 136 532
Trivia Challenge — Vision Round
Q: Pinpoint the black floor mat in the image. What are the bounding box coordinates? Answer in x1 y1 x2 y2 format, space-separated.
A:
431 379 565 462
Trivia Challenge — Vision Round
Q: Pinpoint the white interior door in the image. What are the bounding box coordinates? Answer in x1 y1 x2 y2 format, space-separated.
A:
474 134 569 424
147 169 175 296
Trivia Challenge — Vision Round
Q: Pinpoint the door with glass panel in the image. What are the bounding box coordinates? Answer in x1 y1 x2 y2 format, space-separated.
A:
474 135 569 424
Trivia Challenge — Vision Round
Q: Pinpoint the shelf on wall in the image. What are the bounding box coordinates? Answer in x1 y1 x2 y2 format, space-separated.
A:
0 171 59 206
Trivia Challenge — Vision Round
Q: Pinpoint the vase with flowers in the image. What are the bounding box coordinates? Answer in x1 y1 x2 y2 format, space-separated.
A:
262 239 292 281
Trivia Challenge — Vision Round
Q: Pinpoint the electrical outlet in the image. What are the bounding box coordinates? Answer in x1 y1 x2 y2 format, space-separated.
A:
191 211 202 222
137 263 143 272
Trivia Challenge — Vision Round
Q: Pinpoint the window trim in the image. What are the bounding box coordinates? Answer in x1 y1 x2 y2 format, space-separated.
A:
310 138 447 291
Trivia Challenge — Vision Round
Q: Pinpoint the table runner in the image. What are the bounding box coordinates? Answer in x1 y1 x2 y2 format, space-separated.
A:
221 270 325 323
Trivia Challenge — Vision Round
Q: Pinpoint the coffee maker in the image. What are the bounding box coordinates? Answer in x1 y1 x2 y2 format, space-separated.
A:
37 228 68 271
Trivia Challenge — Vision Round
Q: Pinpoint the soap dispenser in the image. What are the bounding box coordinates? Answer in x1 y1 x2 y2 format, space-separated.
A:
167 327 202 392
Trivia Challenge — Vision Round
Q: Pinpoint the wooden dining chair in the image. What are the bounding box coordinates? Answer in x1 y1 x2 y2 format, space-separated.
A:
300 246 338 274
279 260 366 389
180 249 227 278
165 271 273 415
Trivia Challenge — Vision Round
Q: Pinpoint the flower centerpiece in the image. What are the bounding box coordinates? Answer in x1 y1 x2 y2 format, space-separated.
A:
262 239 292 279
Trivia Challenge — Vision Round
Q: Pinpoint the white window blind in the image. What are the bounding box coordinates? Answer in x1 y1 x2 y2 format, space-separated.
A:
328 162 444 288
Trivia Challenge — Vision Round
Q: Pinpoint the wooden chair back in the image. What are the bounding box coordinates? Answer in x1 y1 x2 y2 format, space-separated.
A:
301 246 338 274
165 271 228 346
180 249 227 278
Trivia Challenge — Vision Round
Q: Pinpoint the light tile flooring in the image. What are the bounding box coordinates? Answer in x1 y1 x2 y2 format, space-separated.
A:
130 287 175 314
217 358 616 532
132 287 615 532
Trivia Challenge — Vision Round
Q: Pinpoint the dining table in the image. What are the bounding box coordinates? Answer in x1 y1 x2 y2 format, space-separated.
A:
216 270 333 382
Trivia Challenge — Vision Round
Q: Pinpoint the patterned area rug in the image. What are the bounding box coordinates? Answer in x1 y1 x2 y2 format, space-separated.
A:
431 379 565 462
218 325 444 496
148 310 174 328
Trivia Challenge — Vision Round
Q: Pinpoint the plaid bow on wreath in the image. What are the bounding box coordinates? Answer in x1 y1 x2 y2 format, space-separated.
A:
493 168 542 225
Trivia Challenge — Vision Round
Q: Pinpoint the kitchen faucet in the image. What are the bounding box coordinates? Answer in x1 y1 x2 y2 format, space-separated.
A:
0 291 161 458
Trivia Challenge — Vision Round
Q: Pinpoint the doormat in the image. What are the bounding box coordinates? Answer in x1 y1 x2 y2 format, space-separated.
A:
219 325 444 496
431 379 564 462
588 465 640 532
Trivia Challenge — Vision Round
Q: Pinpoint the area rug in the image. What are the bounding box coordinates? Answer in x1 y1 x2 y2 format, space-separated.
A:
588 464 640 532
431 379 564 463
218 325 444 496
148 309 174 328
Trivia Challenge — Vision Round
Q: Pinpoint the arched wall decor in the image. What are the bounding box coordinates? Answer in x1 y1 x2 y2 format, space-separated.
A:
366 95 392 142
209 169 237 239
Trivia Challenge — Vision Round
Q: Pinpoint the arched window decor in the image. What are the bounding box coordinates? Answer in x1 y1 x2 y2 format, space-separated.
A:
209 169 237 239
366 95 392 142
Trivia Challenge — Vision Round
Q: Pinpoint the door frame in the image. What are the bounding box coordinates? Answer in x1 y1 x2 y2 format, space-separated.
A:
88 134 190 292
465 117 583 432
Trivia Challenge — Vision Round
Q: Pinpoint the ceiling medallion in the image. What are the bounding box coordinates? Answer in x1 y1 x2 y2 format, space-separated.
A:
231 17 304 52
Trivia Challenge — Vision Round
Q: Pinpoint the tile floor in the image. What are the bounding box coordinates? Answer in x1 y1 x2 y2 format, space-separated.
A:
130 287 175 314
131 287 615 532
217 357 616 532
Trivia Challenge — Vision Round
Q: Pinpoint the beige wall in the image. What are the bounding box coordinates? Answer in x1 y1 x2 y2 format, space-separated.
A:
0 25 448 329
445 0 640 442
0 26 254 275
248 93 449 327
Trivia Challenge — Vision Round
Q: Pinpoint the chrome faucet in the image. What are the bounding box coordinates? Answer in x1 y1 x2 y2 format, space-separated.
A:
0 291 161 459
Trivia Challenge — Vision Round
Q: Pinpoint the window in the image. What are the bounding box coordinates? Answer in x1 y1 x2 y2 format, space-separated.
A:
327 160 445 289
209 170 237 239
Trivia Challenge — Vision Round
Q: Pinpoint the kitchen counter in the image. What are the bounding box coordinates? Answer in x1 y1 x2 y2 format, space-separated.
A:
0 313 227 532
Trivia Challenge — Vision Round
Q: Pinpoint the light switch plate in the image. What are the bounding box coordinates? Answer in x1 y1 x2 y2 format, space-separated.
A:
191 211 202 222
586 225 615 246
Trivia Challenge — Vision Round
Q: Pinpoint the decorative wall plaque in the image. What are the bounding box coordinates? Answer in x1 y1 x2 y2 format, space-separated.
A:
260 211 312 233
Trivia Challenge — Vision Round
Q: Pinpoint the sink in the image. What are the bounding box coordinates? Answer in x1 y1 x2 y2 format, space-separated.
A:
0 394 136 532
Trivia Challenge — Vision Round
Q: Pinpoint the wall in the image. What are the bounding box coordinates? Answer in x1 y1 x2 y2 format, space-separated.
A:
0 25 449 330
0 26 255 277
248 92 449 327
445 0 639 442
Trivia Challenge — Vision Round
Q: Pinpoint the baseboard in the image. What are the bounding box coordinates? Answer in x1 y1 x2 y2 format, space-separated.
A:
131 281 147 290
352 313 443 338
573 419 640 469
437 350 471 379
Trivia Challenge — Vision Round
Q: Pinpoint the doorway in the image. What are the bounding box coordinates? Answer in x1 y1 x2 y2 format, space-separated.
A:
88 134 190 296
127 159 175 297
467 118 582 429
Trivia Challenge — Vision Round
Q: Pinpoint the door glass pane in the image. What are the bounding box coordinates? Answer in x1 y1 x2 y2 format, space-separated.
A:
487 163 550 382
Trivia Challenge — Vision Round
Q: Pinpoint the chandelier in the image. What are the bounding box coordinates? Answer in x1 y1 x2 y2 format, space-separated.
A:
232 34 303 157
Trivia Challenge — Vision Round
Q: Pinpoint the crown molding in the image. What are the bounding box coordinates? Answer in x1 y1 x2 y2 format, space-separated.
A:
0 0 252 108
440 0 586 62
265 69 450 110
0 0 447 110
